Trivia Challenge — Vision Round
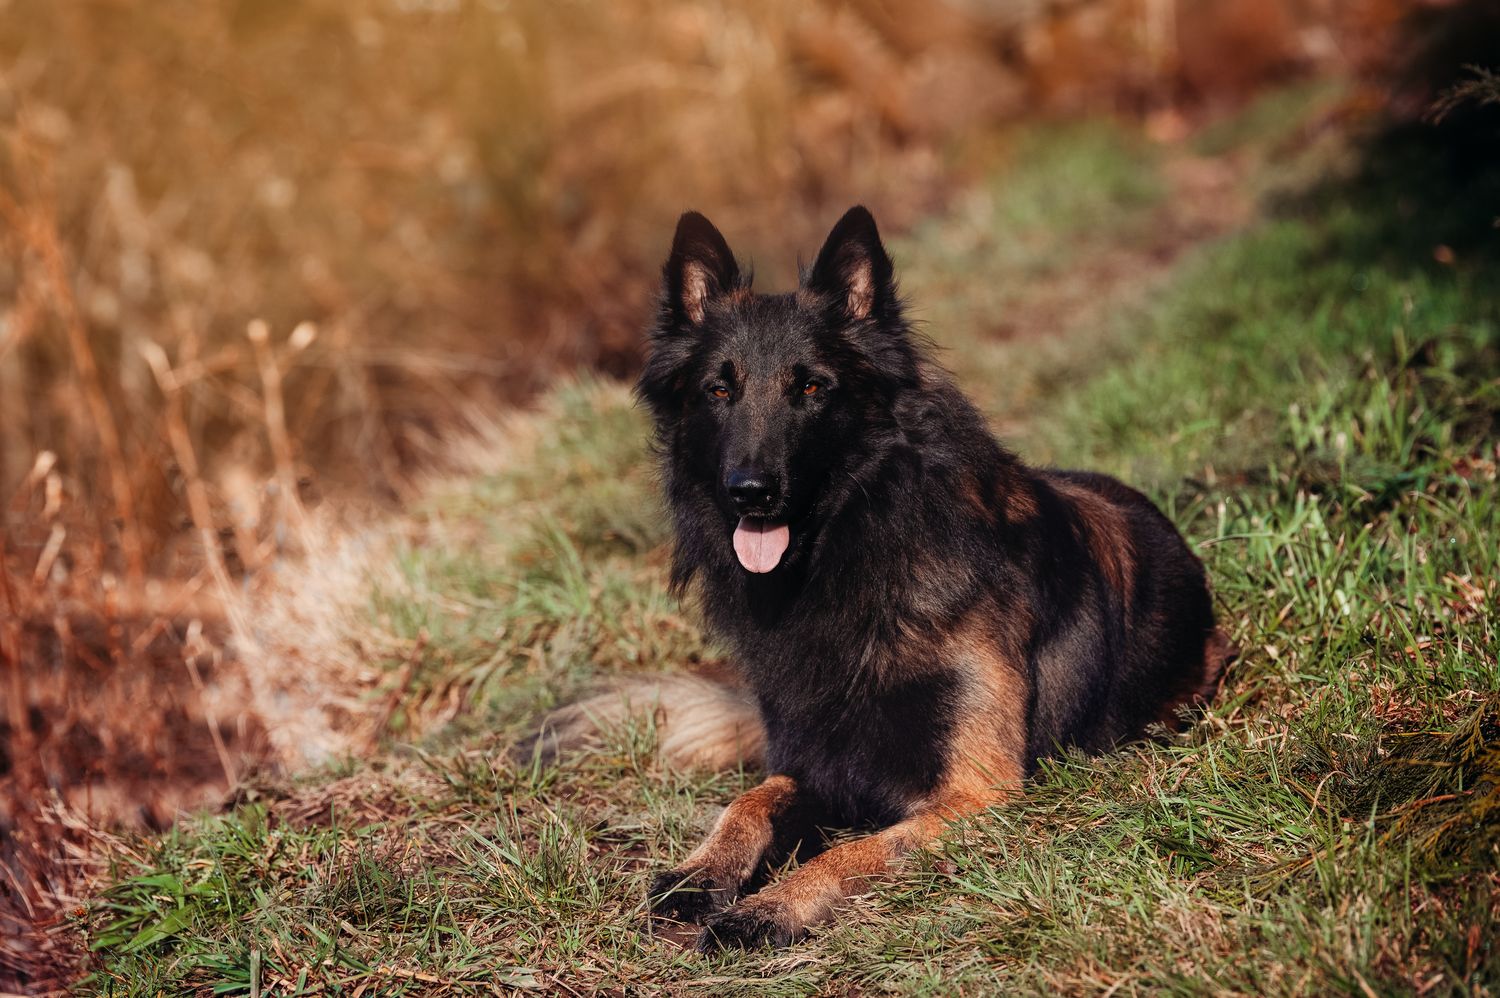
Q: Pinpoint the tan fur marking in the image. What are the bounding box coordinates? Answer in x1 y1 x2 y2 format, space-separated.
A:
945 615 1029 801
680 775 798 886
1003 478 1040 522
727 620 1027 936
1053 481 1136 601
795 270 872 317
734 787 994 932
682 261 713 324
844 260 874 319
960 477 996 526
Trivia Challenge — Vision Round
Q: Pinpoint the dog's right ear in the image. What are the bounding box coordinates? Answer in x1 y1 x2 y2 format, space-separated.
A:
662 211 740 328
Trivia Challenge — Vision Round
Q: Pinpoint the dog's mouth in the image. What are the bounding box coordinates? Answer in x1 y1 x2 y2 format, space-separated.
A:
732 517 790 573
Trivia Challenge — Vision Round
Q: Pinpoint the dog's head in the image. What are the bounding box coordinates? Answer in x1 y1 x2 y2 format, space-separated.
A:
637 206 920 578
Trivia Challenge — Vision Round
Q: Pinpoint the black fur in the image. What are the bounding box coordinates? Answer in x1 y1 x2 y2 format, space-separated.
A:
637 206 1222 833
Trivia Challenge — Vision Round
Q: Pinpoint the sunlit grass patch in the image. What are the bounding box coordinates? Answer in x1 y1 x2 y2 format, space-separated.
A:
363 381 707 742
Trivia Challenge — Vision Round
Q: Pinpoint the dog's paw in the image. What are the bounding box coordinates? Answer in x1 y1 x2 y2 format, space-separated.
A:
695 900 801 952
648 868 735 924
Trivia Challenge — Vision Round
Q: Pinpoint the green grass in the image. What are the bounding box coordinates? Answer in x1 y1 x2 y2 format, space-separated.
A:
1190 80 1346 159
77 115 1499 995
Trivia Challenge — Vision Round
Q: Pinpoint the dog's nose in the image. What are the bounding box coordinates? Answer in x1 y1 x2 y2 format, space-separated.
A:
726 469 777 510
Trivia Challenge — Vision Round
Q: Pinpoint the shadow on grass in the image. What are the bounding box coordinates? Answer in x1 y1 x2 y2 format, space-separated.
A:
1294 0 1500 275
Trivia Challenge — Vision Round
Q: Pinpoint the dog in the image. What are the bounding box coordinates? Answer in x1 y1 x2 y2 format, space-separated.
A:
534 206 1230 952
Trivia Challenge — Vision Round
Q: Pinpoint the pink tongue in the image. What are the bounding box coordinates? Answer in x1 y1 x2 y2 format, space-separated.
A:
732 518 790 573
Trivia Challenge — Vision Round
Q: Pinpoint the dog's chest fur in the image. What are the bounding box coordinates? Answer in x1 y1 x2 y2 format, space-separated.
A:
754 662 964 827
702 543 989 828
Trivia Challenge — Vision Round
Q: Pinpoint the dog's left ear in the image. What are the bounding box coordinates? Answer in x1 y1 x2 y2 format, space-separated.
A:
806 206 895 323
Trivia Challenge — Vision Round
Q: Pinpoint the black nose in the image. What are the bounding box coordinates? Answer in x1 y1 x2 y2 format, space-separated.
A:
726 469 777 511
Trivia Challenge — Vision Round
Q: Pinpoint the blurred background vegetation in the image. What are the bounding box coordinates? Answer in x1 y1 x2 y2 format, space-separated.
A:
2 0 1498 991
2 0 1494 568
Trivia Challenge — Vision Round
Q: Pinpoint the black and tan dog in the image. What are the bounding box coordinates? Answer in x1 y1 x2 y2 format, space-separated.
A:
536 206 1229 951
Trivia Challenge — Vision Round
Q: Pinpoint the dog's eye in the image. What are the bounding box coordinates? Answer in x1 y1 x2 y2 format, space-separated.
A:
709 385 730 399
801 381 820 396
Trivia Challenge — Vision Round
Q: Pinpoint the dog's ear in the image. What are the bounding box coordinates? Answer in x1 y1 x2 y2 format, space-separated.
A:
663 211 740 327
806 206 895 323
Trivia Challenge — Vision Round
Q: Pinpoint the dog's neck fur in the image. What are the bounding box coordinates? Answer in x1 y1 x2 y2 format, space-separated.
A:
664 359 1027 677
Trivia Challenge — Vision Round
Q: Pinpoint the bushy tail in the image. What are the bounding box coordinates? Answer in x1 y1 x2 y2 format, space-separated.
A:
520 674 765 772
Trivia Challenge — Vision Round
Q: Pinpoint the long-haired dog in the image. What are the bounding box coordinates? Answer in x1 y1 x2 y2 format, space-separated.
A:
535 206 1229 951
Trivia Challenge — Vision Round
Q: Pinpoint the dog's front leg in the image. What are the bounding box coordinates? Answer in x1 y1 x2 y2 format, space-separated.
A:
694 788 1002 951
649 773 804 923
